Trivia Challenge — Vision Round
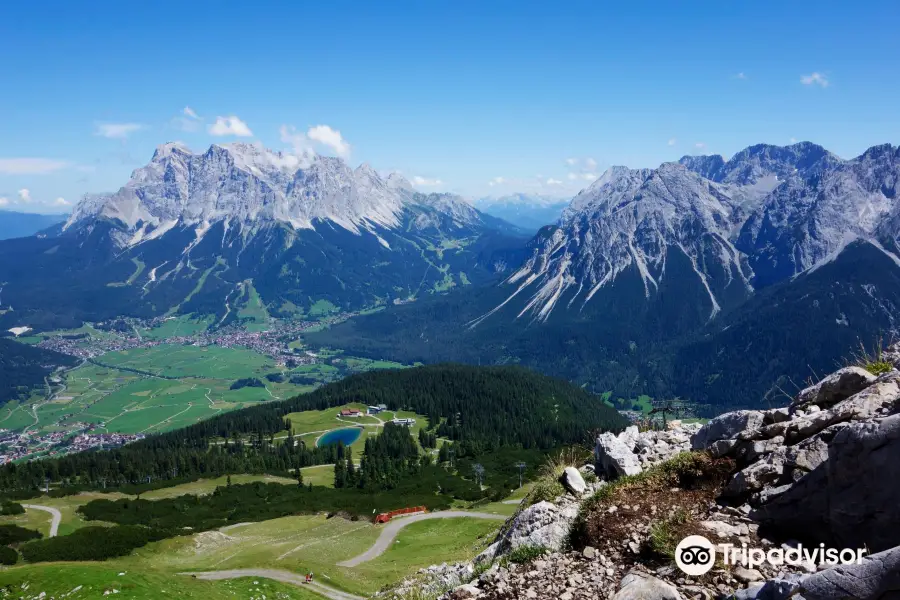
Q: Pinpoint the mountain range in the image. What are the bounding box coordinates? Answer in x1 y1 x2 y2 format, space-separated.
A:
3 139 899 411
314 142 900 411
0 142 528 332
474 194 570 232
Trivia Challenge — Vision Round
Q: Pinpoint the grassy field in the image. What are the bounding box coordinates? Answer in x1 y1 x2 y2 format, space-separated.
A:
0 479 516 598
1 342 407 439
0 564 322 599
285 403 429 456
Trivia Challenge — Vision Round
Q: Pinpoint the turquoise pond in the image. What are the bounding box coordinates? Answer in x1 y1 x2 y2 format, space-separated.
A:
317 427 362 447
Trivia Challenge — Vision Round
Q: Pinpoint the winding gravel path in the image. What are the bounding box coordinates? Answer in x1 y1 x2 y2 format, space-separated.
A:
337 511 507 568
182 569 364 600
21 504 61 537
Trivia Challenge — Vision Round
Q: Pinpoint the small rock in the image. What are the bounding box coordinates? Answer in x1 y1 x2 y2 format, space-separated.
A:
732 566 764 583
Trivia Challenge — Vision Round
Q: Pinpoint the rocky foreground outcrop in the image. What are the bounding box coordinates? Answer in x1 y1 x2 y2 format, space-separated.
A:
692 365 900 552
381 348 900 600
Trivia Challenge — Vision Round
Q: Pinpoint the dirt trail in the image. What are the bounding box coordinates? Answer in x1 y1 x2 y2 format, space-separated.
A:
182 569 364 600
337 511 507 568
22 504 61 537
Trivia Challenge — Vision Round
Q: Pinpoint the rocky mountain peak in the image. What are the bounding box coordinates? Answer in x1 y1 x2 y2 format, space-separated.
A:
479 141 900 325
64 144 497 245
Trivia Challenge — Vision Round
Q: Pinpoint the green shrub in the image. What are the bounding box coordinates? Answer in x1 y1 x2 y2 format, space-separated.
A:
20 525 169 562
0 546 18 565
0 501 25 515
506 544 549 564
0 524 42 546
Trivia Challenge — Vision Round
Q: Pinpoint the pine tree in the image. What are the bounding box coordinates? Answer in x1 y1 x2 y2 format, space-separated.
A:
295 466 303 487
333 459 347 488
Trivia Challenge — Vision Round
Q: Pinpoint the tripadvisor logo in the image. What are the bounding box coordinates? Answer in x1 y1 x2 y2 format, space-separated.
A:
675 535 716 576
675 535 869 576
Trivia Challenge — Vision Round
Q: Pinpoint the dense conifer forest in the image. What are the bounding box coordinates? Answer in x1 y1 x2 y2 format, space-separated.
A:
0 364 627 492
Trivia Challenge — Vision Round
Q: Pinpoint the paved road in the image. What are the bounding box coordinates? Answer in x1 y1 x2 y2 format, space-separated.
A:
22 504 61 537
337 511 507 568
182 569 364 600
501 498 524 504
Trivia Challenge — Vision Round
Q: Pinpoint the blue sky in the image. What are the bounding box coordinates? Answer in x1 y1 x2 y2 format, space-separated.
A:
1 0 898 213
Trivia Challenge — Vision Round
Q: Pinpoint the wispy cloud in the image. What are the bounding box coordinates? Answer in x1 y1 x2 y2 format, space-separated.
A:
172 106 203 132
208 115 253 137
668 138 677 146
0 158 70 174
800 72 829 87
51 197 71 206
734 72 747 80
545 178 563 186
0 197 8 207
17 189 31 203
94 122 145 139
307 125 350 157
695 142 707 149
411 175 443 187
488 176 506 187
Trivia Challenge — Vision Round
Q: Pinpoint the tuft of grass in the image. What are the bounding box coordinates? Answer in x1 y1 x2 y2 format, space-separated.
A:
505 544 549 564
540 446 591 480
648 508 690 558
526 478 565 506
849 337 894 376
523 445 590 507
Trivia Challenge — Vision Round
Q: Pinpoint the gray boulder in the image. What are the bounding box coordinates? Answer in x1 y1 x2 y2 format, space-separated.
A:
752 414 900 552
596 432 642 478
561 466 587 495
495 500 579 554
801 544 900 600
793 367 876 410
691 410 766 450
734 576 803 600
612 571 682 600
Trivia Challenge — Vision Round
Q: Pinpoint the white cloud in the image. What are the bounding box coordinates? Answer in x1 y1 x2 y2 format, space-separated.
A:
567 173 578 181
51 197 71 207
668 138 677 146
307 125 350 157
582 173 597 181
695 142 707 149
565 158 577 166
94 122 145 139
790 137 798 144
734 72 747 80
208 115 253 137
800 72 829 87
411 175 443 187
0 197 8 207
585 157 597 170
17 189 31 203
488 176 506 187
183 106 200 119
0 158 70 174
545 178 563 185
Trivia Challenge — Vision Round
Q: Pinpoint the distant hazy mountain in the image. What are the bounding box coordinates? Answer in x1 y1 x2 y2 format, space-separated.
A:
0 143 528 331
0 210 66 240
315 142 900 411
474 194 570 231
